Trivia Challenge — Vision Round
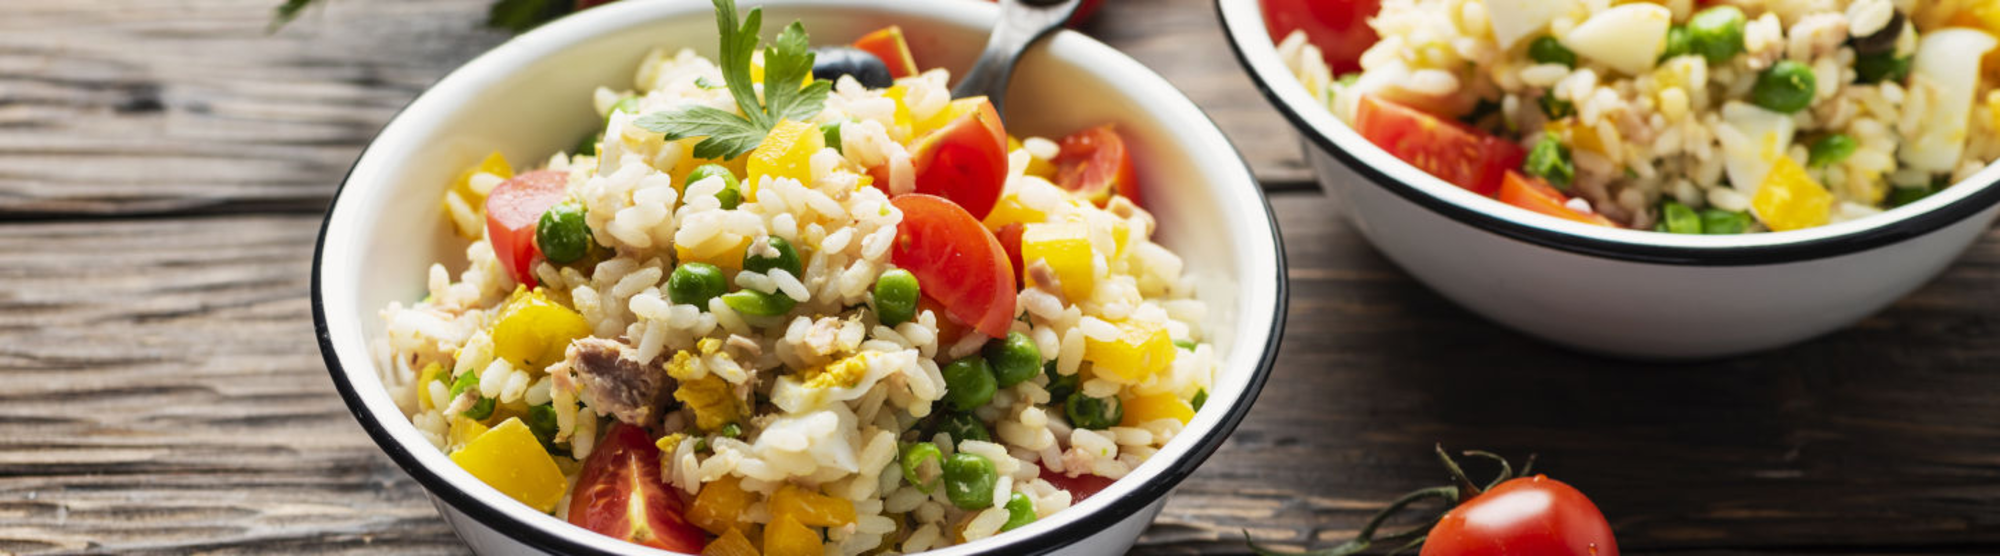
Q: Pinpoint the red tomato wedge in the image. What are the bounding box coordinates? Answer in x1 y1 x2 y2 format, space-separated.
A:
890 194 1016 339
484 170 569 288
1498 171 1617 227
1354 95 1524 197
1039 464 1115 502
567 423 705 552
1052 124 1140 208
853 26 920 79
1420 475 1619 556
909 97 1010 220
1262 0 1380 75
994 222 1026 289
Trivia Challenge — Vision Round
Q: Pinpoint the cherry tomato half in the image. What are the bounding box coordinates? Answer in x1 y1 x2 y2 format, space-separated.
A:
853 26 920 79
1498 171 1618 227
1420 475 1619 556
484 170 569 288
567 423 706 552
1039 464 1115 503
890 194 1016 339
909 97 1010 220
1052 124 1140 208
1261 0 1380 75
1354 95 1524 197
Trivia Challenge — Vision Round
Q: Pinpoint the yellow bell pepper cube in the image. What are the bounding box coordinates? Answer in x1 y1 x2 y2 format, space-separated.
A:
674 235 753 275
441 152 513 239
447 415 490 452
914 97 986 139
1022 222 1096 302
746 119 825 201
490 288 592 374
884 85 916 138
416 362 445 410
1120 392 1195 427
1084 319 1176 383
983 194 1048 231
1751 156 1833 232
687 475 755 535
771 484 857 528
449 417 566 513
702 528 760 556
762 514 822 556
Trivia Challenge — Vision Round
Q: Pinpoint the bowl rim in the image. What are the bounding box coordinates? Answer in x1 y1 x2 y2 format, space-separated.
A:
312 0 1288 554
1215 0 2000 267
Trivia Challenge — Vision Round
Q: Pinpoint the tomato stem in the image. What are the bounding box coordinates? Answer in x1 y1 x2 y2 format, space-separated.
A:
1434 443 1482 500
1458 450 1513 491
1248 446 1539 556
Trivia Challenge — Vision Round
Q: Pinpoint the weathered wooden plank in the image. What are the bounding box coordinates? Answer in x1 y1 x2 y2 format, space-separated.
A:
0 0 1310 218
1 195 1997 553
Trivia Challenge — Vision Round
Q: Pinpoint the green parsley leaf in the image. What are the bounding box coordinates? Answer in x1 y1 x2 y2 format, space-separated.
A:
633 0 831 160
268 0 319 33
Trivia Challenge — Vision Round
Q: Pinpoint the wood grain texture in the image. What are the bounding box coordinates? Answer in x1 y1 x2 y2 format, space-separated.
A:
2 0 1998 554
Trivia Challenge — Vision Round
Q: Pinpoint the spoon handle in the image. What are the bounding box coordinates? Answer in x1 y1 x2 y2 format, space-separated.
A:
951 0 1084 119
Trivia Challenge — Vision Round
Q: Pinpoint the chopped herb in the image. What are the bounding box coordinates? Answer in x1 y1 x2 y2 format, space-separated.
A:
1890 185 1934 207
1661 201 1702 234
1528 36 1577 68
1191 389 1208 412
633 0 833 160
269 0 318 33
1855 51 1912 84
1462 98 1502 126
1524 135 1576 190
1539 94 1575 120
1700 209 1752 234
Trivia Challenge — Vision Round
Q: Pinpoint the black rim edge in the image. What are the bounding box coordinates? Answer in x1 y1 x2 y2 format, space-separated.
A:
312 13 1290 556
1212 0 2000 267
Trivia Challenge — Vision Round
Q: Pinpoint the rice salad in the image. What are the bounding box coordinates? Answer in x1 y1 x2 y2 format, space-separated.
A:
1276 0 2000 233
375 2 1215 553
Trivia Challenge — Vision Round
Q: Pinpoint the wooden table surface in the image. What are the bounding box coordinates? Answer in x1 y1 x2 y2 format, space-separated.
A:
5 0 1998 554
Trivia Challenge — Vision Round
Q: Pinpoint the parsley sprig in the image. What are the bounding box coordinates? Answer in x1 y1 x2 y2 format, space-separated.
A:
633 0 832 160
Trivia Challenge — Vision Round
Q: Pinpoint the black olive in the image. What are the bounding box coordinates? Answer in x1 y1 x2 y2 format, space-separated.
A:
811 47 894 89
1849 10 1905 55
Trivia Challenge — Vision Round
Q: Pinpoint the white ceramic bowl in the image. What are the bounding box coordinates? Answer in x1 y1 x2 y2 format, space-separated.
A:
1217 0 2000 359
314 1 1286 554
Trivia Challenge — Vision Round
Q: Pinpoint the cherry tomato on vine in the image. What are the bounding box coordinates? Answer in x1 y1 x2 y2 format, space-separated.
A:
1420 475 1618 556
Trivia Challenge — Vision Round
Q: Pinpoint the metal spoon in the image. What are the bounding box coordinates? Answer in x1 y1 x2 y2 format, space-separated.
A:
951 0 1084 119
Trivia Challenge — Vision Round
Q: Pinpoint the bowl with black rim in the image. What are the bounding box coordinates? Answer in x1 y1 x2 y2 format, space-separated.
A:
1217 0 2000 359
313 0 1285 554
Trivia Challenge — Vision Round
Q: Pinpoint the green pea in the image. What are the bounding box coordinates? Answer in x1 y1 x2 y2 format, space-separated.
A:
1539 93 1575 120
668 263 728 309
449 372 495 420
1524 135 1576 190
609 96 641 118
1659 25 1692 62
1700 209 1753 234
721 289 798 316
1688 6 1747 63
536 203 592 264
1856 51 1912 84
685 164 742 210
1808 134 1858 168
1890 185 1935 207
526 403 560 450
822 121 844 154
983 332 1042 388
1001 492 1036 532
1752 60 1817 114
1064 394 1122 430
575 131 602 157
1528 36 1577 68
874 269 921 326
719 422 743 438
742 236 804 278
942 453 999 510
940 357 998 412
1191 389 1209 412
1661 201 1702 234
937 412 990 444
1043 361 1079 405
693 438 710 452
900 442 944 493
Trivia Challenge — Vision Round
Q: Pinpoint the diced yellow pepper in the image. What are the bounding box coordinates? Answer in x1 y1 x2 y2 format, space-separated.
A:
490 288 592 374
449 417 566 513
983 194 1048 231
762 514 821 556
687 475 755 535
674 235 753 275
447 415 490 451
416 362 444 410
770 484 857 528
1084 319 1176 383
1988 91 2000 138
1751 156 1833 232
1010 136 1059 180
702 528 760 556
441 152 514 239
746 119 825 201
1022 222 1096 302
1120 392 1195 427
913 97 985 139
884 85 916 138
